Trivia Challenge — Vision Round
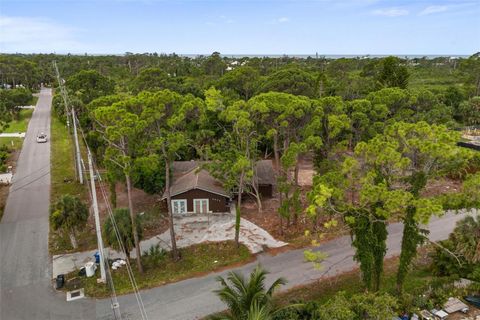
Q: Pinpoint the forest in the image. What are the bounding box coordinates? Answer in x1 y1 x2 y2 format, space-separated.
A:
1 52 480 319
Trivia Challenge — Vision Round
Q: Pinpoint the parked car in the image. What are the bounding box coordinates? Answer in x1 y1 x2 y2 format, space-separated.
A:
36 132 47 143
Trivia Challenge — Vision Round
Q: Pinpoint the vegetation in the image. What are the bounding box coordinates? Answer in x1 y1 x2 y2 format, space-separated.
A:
49 114 90 254
271 256 475 320
431 215 480 279
0 88 33 133
103 208 143 260
1 53 478 311
211 265 287 320
2 109 34 133
65 241 251 298
50 194 89 249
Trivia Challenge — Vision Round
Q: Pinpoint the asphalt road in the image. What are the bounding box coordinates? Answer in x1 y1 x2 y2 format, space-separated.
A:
96 209 475 320
0 88 476 320
0 89 94 320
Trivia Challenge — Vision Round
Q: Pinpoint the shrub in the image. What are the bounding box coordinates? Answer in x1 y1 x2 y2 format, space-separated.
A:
142 244 167 268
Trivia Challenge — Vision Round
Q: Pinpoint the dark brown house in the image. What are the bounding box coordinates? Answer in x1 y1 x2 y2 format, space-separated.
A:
254 160 276 198
161 162 230 215
162 160 276 215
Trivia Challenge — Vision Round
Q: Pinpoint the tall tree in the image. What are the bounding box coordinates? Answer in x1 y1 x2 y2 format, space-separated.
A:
92 100 146 272
140 89 205 260
375 56 409 89
67 70 115 104
209 100 258 246
218 66 260 100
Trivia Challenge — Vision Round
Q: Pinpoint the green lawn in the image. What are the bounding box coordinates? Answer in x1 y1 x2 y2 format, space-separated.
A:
50 114 85 202
63 241 253 298
3 109 34 133
30 95 39 106
0 137 23 150
49 114 89 254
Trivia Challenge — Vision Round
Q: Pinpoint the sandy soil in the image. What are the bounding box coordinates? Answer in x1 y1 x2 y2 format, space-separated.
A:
91 182 169 239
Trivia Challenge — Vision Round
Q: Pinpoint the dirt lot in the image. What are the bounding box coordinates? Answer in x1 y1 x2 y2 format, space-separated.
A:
95 182 169 238
50 181 170 254
243 154 468 248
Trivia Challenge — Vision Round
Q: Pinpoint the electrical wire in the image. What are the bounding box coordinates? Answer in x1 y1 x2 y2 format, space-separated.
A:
52 62 144 320
72 110 149 320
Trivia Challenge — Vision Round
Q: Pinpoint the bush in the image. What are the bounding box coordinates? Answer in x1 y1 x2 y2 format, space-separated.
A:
273 301 321 320
0 145 9 172
142 244 167 268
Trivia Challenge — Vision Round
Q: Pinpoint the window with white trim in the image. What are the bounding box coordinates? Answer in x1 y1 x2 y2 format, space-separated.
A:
193 199 209 213
172 199 187 214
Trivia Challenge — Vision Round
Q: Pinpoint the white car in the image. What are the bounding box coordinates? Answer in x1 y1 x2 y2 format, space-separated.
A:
36 132 47 143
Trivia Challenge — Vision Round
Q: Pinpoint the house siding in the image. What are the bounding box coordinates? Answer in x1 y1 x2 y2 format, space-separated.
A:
258 184 273 198
171 188 230 213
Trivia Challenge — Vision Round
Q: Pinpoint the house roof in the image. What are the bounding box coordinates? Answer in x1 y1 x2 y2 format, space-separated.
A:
163 160 276 199
443 297 469 314
162 163 229 199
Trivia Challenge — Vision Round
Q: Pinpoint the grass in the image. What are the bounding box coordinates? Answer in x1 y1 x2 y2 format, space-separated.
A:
408 66 463 92
63 241 253 298
30 95 39 106
0 138 23 150
50 114 86 202
275 255 456 309
3 109 34 133
49 113 88 254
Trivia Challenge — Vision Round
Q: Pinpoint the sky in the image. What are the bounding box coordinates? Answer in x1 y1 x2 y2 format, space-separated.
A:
0 0 479 55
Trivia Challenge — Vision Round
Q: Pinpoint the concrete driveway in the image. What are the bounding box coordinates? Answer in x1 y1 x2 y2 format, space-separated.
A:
53 212 287 278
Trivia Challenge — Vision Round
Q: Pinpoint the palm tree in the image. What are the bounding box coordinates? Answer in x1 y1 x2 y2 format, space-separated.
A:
211 265 286 320
451 215 480 264
103 208 143 260
50 194 88 249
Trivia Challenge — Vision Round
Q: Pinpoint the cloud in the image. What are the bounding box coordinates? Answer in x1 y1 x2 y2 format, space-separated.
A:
372 8 409 17
0 15 89 53
419 5 448 16
265 17 290 25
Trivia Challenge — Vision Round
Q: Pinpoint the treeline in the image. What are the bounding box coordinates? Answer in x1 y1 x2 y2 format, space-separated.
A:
2 53 478 290
1 52 480 97
44 56 480 284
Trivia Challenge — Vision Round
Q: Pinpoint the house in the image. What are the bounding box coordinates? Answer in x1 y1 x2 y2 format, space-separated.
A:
254 160 276 198
162 160 276 215
161 161 230 215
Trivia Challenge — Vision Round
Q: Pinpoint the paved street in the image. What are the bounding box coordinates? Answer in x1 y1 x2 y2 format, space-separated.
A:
0 89 94 320
95 209 476 320
0 88 477 320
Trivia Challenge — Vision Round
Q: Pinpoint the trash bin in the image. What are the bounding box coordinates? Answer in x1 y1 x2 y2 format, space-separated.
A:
85 261 96 277
56 274 65 289
94 252 100 264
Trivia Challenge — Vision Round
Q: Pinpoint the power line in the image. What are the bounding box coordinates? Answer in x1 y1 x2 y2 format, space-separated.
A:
72 106 149 320
52 61 83 184
80 149 122 320
53 61 136 319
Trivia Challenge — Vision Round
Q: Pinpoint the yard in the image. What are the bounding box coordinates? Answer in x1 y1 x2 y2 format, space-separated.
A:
2 109 34 133
62 241 252 298
49 113 169 254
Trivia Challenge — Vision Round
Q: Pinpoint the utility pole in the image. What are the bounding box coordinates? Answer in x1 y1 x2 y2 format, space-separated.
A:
88 151 106 283
54 60 83 184
52 61 71 131
72 108 83 184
